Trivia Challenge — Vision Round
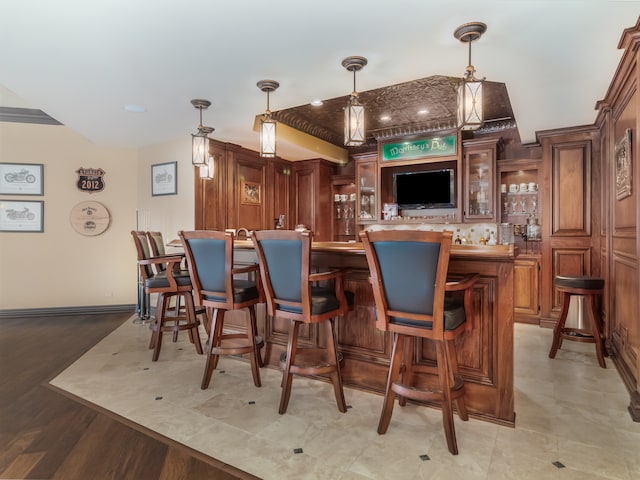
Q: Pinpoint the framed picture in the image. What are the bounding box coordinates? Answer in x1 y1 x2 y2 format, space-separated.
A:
0 199 44 232
151 161 177 196
241 180 261 205
0 163 44 195
615 128 632 200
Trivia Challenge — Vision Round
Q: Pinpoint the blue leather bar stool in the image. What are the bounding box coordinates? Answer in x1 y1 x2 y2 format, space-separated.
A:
549 275 607 368
179 230 264 389
131 231 203 361
360 229 479 455
251 229 351 414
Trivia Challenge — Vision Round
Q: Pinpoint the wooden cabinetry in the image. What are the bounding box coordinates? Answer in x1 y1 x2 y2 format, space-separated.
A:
268 159 293 230
498 159 542 253
463 138 501 222
292 159 335 241
514 255 540 323
498 158 543 323
194 140 294 232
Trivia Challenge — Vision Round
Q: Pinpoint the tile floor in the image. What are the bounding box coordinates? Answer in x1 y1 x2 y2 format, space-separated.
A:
50 318 640 480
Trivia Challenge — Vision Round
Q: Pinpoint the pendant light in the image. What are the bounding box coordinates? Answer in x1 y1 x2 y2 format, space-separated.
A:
454 22 487 131
257 80 280 158
341 56 368 146
191 99 214 166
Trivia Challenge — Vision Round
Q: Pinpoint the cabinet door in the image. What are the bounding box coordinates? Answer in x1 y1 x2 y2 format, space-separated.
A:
292 159 334 241
356 160 378 221
463 141 497 221
332 179 356 241
514 257 540 321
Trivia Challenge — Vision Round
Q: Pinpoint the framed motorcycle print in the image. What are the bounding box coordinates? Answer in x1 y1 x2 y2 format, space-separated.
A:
0 200 44 232
151 161 177 196
0 163 44 195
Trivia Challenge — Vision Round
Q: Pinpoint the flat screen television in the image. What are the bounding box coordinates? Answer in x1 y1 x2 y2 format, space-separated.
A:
393 168 456 209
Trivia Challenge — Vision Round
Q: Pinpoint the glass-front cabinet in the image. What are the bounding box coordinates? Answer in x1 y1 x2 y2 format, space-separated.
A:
331 176 356 241
498 159 541 253
356 156 378 223
463 138 500 221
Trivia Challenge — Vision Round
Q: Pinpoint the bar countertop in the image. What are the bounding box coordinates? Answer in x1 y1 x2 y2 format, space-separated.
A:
232 239 517 260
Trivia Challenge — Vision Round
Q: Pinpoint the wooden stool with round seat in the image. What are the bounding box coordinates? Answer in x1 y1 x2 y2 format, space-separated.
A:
548 275 607 368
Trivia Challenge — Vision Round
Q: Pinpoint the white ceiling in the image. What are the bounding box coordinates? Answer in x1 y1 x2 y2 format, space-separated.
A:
1 1 639 161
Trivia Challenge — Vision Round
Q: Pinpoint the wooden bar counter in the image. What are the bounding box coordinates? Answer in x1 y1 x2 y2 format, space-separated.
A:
234 240 516 427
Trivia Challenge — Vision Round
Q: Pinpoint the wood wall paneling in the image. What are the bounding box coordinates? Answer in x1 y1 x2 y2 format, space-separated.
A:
551 247 592 311
195 143 228 230
292 160 335 241
539 129 598 327
234 156 267 232
337 271 387 358
293 166 315 231
268 161 292 230
594 18 640 420
551 142 591 236
195 140 294 232
611 256 638 367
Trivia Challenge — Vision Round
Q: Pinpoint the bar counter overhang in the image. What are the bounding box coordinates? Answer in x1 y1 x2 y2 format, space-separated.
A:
232 239 516 427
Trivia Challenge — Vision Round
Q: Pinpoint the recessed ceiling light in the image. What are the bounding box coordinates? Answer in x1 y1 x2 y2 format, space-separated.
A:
310 99 323 107
418 109 429 115
380 115 391 121
124 104 146 113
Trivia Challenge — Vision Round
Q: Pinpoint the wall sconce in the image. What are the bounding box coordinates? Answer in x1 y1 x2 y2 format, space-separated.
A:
341 56 368 146
191 99 214 166
454 22 486 131
257 80 280 158
200 154 215 180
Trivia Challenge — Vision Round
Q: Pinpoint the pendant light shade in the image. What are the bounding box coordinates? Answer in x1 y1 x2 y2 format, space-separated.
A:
257 80 280 158
341 56 368 146
200 154 215 180
191 99 213 166
454 22 487 131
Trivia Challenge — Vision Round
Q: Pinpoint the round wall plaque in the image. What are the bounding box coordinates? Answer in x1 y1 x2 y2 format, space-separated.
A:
70 201 110 236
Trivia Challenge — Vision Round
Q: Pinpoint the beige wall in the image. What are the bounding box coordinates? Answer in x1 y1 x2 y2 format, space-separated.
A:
0 121 195 310
136 136 195 243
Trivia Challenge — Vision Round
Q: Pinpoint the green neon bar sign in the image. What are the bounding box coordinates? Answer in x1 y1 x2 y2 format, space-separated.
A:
381 134 456 161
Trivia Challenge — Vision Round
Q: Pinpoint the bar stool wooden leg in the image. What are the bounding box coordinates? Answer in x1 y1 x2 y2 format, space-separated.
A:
250 306 264 368
588 295 607 368
279 320 301 414
183 292 203 355
549 291 571 359
324 319 346 413
446 338 468 421
378 333 404 434
152 293 170 362
247 305 262 388
397 337 413 407
437 341 458 455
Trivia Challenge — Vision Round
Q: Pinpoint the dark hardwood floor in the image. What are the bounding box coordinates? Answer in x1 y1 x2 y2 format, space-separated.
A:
0 312 260 480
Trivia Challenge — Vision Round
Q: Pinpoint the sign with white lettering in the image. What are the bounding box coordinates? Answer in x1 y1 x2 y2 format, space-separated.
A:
381 134 457 162
76 167 106 193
